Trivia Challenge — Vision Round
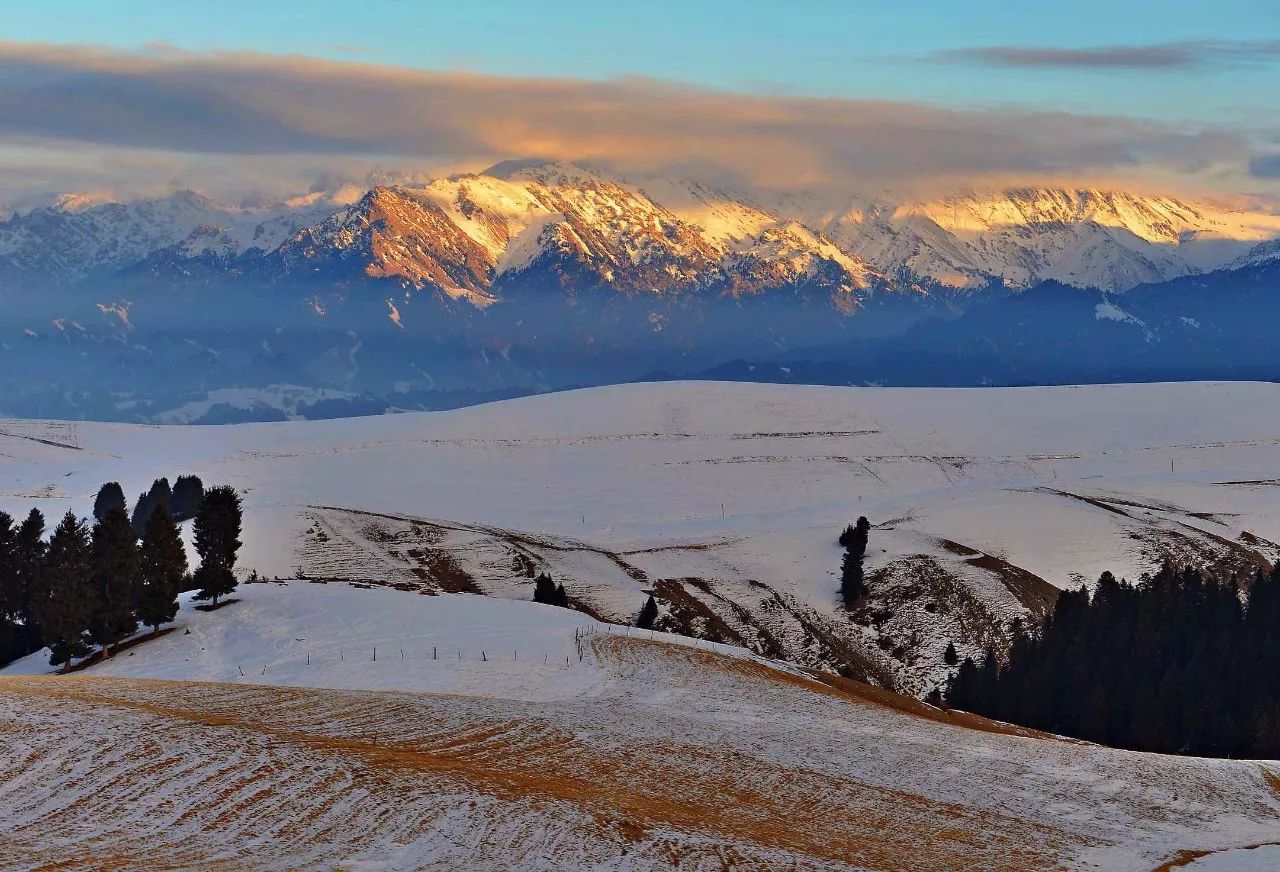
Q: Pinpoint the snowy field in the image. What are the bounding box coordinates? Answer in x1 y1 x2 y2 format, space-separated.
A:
1 380 1279 692
2 580 1279 871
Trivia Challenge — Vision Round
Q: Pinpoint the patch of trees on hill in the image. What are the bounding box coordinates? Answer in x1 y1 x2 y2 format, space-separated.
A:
949 563 1280 758
0 480 241 668
532 572 569 608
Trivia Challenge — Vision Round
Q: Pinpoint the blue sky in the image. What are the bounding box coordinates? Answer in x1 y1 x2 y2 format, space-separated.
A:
2 1 1279 201
7 0 1279 121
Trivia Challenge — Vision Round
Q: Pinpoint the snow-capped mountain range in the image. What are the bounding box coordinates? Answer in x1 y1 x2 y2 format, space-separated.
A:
5 161 1279 294
4 161 1280 421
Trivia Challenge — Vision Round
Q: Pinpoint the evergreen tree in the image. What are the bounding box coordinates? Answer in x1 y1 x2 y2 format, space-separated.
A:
32 512 93 666
0 511 15 619
92 482 127 522
840 547 865 608
943 641 959 666
138 505 185 633
87 508 140 657
192 486 242 606
637 594 658 629
838 517 871 553
553 583 569 608
12 509 46 645
533 572 557 604
130 491 153 535
838 517 872 609
949 657 979 710
849 516 871 558
0 511 17 663
171 475 205 522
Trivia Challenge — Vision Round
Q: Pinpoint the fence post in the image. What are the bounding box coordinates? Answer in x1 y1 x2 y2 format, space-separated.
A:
482 650 487 662
433 646 437 660
373 646 377 662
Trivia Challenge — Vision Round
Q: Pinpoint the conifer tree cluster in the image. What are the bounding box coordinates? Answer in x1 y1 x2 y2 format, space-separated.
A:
124 474 205 535
838 516 871 609
532 572 569 607
0 479 238 668
949 563 1280 758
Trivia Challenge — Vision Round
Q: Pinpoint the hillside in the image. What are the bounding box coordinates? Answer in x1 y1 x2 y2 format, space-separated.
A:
3 582 1279 870
2 380 1278 694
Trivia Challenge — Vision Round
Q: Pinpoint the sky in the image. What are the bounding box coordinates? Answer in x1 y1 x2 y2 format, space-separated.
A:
3 0 1280 205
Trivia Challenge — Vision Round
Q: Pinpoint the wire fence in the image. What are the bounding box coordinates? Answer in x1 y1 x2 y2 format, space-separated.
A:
225 622 706 682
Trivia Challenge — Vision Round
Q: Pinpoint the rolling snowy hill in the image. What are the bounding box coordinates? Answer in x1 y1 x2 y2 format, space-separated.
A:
2 380 1278 694
3 581 1279 871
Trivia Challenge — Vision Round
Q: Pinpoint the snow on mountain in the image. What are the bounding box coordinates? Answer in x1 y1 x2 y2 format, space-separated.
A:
1232 238 1280 269
4 170 1278 296
0 187 360 283
272 185 500 304
771 187 1280 291
0 190 234 282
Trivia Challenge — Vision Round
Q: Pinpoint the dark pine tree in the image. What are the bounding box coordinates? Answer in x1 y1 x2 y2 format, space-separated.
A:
943 641 959 666
92 482 127 522
130 491 153 536
192 486 243 606
840 547 865 608
533 572 557 604
171 475 205 522
0 511 17 663
87 507 141 658
637 594 659 629
32 512 93 666
12 509 46 651
838 524 856 548
138 505 186 634
849 516 870 558
553 583 569 608
949 657 979 711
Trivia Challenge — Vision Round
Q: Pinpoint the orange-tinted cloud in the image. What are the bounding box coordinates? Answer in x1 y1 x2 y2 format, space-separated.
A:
0 41 1272 201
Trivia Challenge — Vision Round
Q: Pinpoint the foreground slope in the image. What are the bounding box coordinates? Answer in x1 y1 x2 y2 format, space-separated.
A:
2 381 1279 692
3 583 1280 871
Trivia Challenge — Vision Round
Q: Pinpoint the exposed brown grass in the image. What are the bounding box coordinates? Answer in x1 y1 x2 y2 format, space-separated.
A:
0 650 1076 872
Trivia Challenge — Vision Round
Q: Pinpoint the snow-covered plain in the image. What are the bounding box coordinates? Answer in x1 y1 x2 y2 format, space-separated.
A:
3 580 1279 871
1 380 1279 693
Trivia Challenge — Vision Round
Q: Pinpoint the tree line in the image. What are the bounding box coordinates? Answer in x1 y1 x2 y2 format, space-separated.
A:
0 480 243 668
948 562 1280 758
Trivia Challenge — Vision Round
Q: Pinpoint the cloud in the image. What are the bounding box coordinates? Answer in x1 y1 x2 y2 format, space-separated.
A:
937 40 1280 70
0 41 1271 202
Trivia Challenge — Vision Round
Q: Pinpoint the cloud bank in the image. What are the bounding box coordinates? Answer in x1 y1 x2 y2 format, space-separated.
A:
0 42 1272 202
938 40 1280 70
